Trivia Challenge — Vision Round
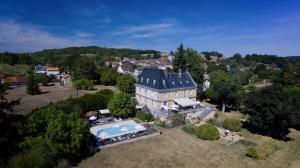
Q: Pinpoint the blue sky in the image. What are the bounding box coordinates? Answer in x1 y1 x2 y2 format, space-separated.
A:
0 0 300 56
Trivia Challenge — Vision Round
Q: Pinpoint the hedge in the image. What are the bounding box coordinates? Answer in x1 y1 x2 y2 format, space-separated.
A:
182 124 196 134
136 111 154 122
196 124 220 140
223 118 242 132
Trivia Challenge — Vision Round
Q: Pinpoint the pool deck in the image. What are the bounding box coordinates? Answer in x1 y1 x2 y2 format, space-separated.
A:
99 131 161 149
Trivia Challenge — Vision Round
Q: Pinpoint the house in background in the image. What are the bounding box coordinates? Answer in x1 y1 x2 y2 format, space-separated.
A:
35 64 47 74
117 61 134 74
35 65 60 78
46 67 60 76
136 68 205 119
4 76 28 88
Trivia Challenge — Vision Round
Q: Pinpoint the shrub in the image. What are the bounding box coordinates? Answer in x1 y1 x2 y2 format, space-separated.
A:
214 113 219 118
223 118 242 132
246 140 280 159
182 124 196 134
196 124 220 140
247 147 258 158
136 111 154 122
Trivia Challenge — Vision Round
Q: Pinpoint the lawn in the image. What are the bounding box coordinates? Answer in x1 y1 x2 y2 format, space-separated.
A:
0 64 31 76
4 83 119 115
77 125 300 168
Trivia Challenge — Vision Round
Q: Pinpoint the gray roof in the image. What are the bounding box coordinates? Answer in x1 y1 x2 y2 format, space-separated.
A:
137 68 197 90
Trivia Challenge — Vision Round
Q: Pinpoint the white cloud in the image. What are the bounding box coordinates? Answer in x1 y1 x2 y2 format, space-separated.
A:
0 20 91 52
112 21 190 39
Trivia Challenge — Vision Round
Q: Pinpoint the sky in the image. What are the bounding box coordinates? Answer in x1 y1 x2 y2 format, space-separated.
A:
0 0 300 56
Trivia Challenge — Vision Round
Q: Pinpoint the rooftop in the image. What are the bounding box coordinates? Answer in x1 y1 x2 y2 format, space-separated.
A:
137 68 197 90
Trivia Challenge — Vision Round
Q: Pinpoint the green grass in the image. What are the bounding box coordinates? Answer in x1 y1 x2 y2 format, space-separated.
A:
0 64 31 76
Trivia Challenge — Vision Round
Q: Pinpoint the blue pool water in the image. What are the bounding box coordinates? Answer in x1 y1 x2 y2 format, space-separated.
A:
96 124 138 138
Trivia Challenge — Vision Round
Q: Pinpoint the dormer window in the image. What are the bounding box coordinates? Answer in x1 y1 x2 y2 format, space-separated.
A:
186 80 189 83
153 80 156 85
163 80 166 88
147 78 149 83
141 77 143 82
180 81 182 84
172 81 175 85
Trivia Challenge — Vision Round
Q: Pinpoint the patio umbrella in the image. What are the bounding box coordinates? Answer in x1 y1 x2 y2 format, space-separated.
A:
89 116 97 121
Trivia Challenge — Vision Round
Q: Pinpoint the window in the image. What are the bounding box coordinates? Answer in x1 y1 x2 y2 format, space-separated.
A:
153 79 156 85
147 78 149 83
164 93 168 99
190 90 193 96
176 92 179 97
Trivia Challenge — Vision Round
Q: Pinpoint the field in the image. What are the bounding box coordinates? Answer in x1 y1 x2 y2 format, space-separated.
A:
77 113 300 168
0 64 31 76
4 83 119 115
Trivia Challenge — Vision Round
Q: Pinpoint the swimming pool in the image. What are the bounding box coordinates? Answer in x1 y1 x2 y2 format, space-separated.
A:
90 120 146 139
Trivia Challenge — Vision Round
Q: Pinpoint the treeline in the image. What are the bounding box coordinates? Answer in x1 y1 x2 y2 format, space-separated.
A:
0 46 159 66
245 54 300 66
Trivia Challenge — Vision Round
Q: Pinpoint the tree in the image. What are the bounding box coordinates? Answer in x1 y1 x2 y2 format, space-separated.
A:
232 53 243 64
108 93 135 118
206 70 245 112
26 70 41 95
243 86 300 139
117 74 136 93
72 79 94 90
74 57 97 80
185 48 204 84
36 74 51 86
173 43 187 72
99 68 119 85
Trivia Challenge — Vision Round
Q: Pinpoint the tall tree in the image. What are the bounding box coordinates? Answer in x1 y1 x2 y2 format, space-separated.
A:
117 74 136 93
108 93 135 118
26 70 41 95
173 43 187 72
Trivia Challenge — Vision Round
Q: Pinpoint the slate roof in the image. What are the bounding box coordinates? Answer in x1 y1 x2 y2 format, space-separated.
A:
137 68 197 90
35 64 47 71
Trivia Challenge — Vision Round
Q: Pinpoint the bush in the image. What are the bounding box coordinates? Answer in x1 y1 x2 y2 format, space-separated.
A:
223 118 242 132
136 111 154 122
182 124 196 134
72 78 94 90
214 113 219 118
246 140 280 159
196 124 220 140
247 147 258 158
